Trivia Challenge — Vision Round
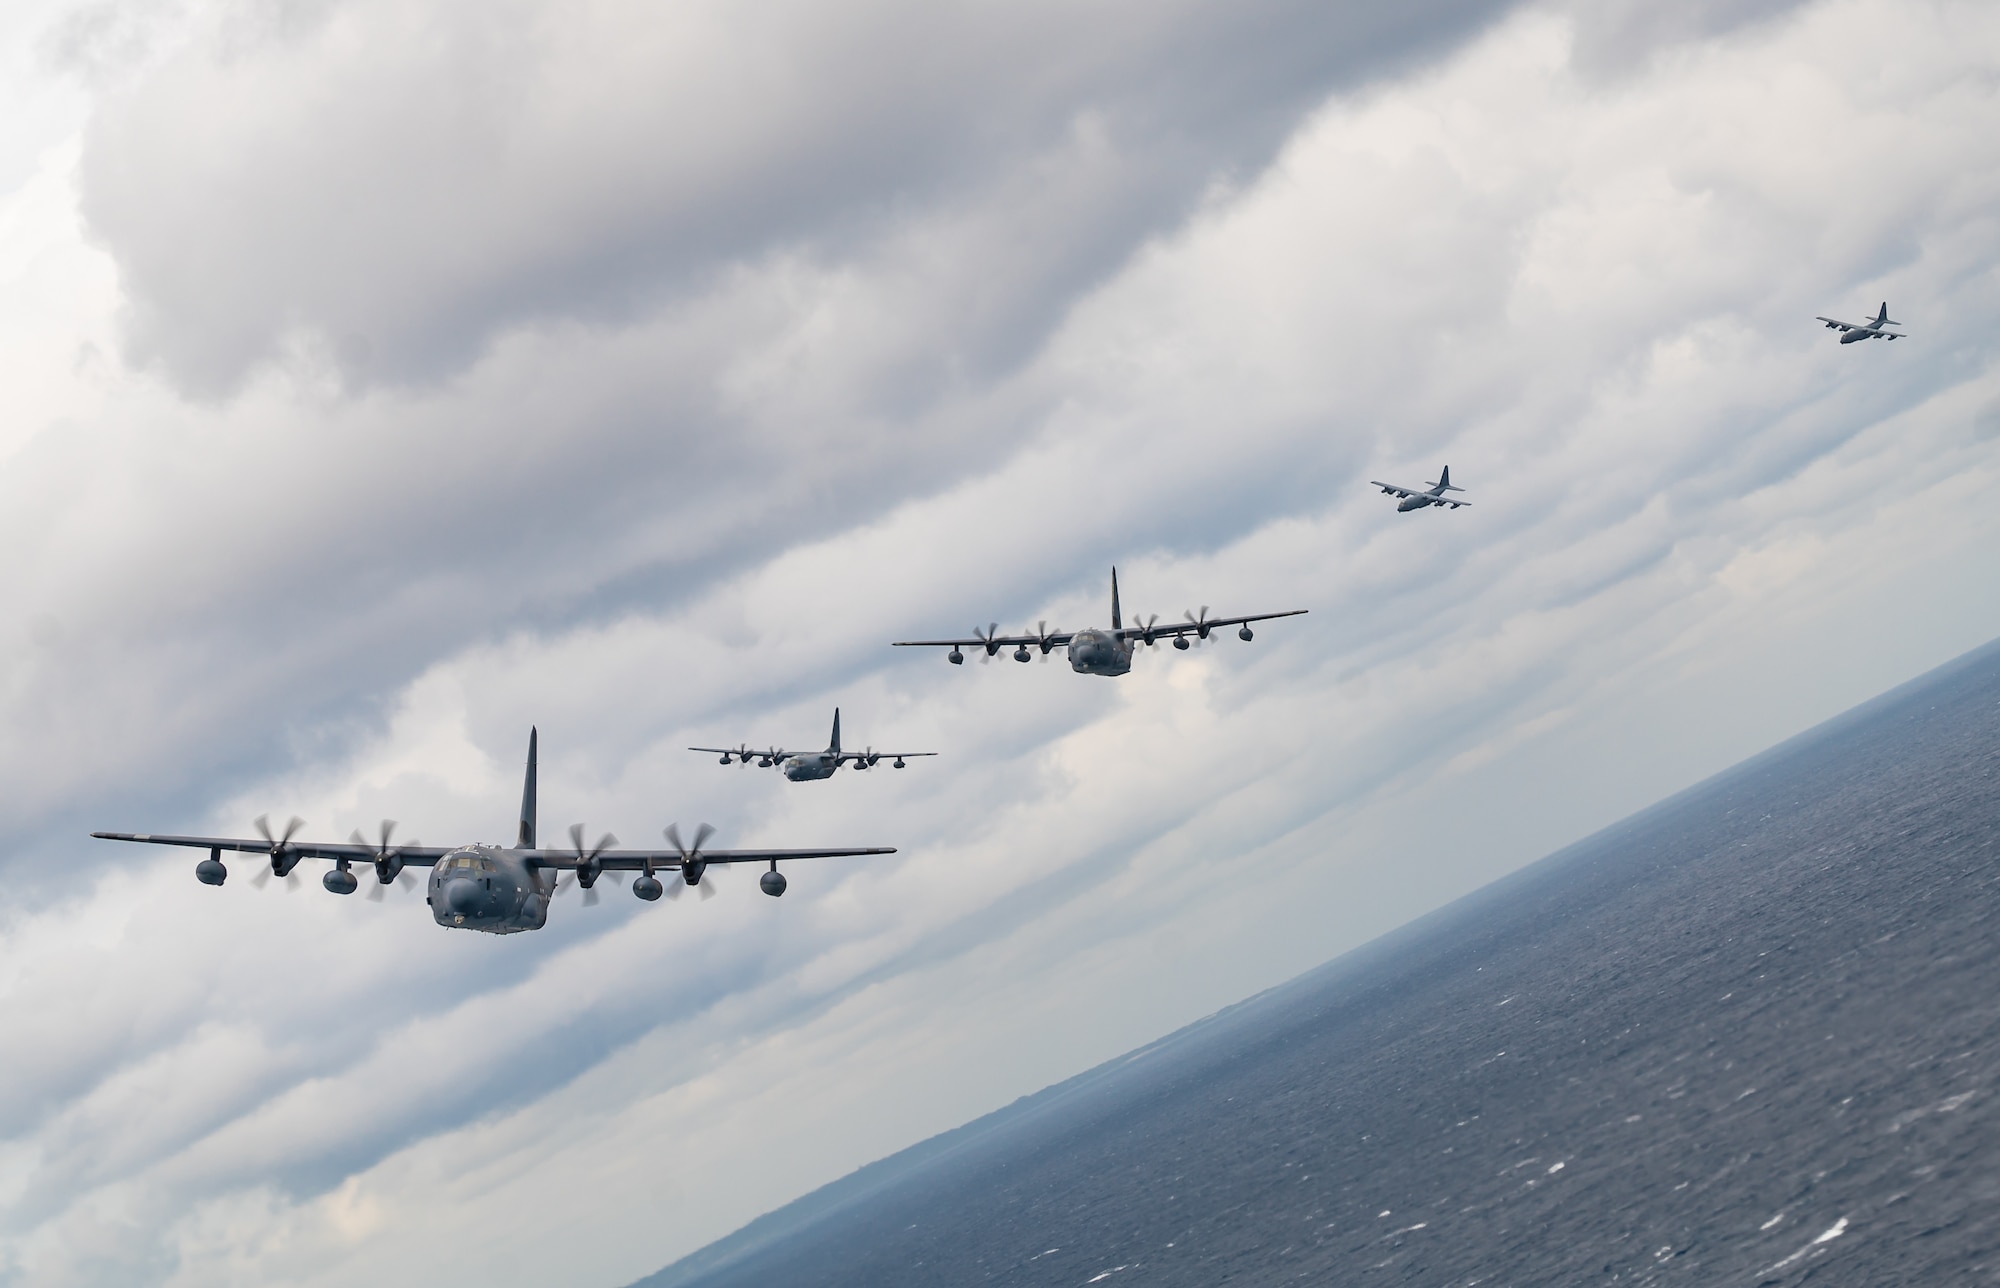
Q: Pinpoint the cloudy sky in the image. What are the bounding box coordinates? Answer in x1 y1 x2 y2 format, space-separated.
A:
1 0 1997 1283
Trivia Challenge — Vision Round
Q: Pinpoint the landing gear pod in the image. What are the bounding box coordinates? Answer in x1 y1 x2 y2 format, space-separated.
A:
196 848 227 886
632 874 664 901
761 865 788 897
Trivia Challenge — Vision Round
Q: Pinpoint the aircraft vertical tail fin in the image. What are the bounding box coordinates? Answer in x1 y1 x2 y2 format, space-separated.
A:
830 708 841 756
1432 465 1465 493
517 727 538 850
1110 567 1122 631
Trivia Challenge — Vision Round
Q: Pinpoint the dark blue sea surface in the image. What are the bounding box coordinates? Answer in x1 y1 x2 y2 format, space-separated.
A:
636 640 2000 1287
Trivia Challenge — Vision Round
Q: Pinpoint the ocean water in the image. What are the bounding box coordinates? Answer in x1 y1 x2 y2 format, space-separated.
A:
637 641 2000 1287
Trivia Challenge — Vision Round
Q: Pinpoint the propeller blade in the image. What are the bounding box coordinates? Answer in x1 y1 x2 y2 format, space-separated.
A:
666 879 686 900
251 866 271 890
366 882 385 902
284 870 301 891
698 876 718 901
254 815 305 875
665 822 715 859
582 885 600 907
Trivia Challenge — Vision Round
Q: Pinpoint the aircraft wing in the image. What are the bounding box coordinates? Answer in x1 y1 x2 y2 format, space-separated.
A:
1814 316 1861 331
1370 480 1422 498
92 832 452 865
1119 608 1307 641
543 845 897 870
836 751 938 764
689 746 795 760
892 630 1076 650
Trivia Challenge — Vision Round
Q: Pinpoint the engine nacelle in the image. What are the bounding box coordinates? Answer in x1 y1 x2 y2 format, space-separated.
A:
1238 625 1254 641
632 875 664 901
760 869 788 897
195 857 227 886
323 867 358 896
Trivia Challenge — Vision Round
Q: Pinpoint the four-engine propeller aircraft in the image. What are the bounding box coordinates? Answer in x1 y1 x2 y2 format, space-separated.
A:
1371 465 1469 512
1816 302 1906 344
91 729 895 934
893 568 1305 677
692 708 936 780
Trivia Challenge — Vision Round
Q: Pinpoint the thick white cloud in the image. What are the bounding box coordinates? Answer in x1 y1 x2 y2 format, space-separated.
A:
2 0 1998 1285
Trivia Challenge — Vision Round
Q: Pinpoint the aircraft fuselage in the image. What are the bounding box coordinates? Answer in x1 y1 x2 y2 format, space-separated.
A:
1066 627 1133 676
782 754 839 781
1397 493 1442 511
427 844 549 934
1840 325 1885 344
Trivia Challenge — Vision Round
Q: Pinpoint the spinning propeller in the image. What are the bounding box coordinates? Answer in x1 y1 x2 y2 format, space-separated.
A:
665 822 719 900
566 823 619 906
250 814 305 890
1175 606 1214 649
350 819 416 900
973 623 1002 661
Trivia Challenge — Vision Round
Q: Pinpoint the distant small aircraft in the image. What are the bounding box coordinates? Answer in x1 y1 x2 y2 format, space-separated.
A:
894 568 1305 677
1371 466 1469 512
1815 302 1905 344
91 729 894 934
691 708 936 780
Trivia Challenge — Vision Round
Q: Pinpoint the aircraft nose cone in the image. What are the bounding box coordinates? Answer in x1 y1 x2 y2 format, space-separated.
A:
444 878 481 915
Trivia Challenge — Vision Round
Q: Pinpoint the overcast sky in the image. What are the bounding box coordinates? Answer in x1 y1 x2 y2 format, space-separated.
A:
1 0 1997 1284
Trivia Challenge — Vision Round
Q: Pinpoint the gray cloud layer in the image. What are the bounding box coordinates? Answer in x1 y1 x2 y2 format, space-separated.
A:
2 0 1997 1284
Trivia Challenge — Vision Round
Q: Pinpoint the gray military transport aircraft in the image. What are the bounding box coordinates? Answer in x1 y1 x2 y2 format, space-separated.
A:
1816 302 1905 344
1371 466 1469 512
91 729 895 934
691 708 936 780
894 568 1305 677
